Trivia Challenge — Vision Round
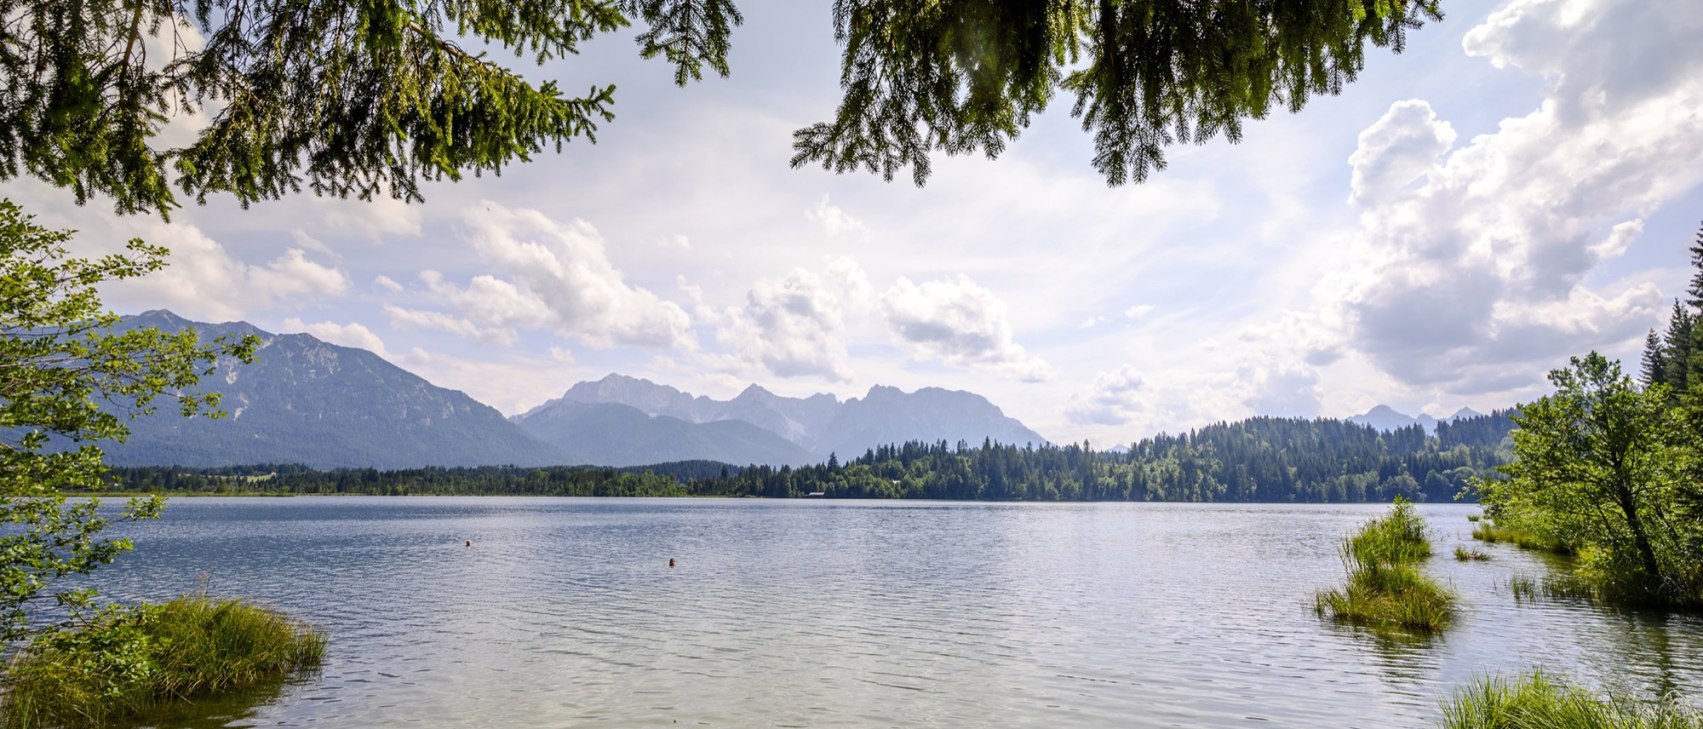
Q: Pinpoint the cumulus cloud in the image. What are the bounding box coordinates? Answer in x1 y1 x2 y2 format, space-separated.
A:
1346 100 1457 205
806 195 866 236
281 318 388 357
1326 0 1698 393
390 203 692 348
1064 366 1146 425
881 276 1054 381
1123 304 1155 320
112 222 348 320
383 304 480 340
373 275 404 293
714 258 871 381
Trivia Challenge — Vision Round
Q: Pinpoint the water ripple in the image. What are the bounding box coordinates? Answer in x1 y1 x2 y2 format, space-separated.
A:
84 498 1703 728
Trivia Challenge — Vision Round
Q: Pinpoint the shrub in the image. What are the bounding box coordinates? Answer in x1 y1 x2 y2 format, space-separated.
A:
1316 498 1455 634
1 596 324 729
1440 672 1703 728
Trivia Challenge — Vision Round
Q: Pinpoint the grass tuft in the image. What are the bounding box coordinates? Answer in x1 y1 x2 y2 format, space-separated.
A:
1316 498 1455 634
1 596 324 729
1440 672 1703 728
1455 546 1492 561
1471 521 1569 553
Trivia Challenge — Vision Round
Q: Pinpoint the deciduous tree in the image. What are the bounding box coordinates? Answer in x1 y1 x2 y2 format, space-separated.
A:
0 200 255 643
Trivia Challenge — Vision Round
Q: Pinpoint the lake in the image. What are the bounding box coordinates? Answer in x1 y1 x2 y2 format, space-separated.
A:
84 498 1703 728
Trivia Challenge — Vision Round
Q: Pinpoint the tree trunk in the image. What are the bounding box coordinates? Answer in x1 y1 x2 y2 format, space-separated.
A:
1616 480 1663 588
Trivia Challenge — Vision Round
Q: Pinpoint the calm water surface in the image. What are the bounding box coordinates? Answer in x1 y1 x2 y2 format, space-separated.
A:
88 498 1703 728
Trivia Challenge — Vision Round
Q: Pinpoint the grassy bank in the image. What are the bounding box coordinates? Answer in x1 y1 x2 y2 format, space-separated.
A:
1316 498 1455 634
1471 520 1569 554
1440 672 1703 728
2 597 324 729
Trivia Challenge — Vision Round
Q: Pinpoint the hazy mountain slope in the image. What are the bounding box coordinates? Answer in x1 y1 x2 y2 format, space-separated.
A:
543 375 1050 460
1347 405 1484 434
813 386 1047 459
512 401 815 467
102 311 563 468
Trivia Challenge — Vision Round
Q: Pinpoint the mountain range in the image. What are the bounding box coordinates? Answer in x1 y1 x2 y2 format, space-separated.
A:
101 312 1049 469
515 374 1048 462
1346 405 1484 434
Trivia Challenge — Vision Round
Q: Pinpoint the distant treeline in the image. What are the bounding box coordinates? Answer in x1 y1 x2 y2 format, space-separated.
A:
101 412 1515 502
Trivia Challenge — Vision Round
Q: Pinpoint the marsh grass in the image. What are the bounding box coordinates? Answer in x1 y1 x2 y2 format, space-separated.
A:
1315 499 1455 634
1472 521 1568 553
1510 576 1540 603
1440 672 1703 728
1467 514 1482 523
1455 547 1492 561
1508 572 1601 606
1 596 324 729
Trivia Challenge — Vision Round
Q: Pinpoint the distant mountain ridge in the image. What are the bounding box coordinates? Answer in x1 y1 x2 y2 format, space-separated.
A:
517 374 1049 460
1347 405 1484 434
98 313 1050 469
103 311 563 468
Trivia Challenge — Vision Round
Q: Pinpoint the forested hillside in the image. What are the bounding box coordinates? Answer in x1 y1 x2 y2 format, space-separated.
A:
106 412 1514 502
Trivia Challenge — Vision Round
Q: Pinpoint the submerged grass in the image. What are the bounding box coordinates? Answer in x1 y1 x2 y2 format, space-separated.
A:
1472 521 1569 553
1440 672 1703 728
1455 546 1492 561
1 596 325 729
1315 498 1455 634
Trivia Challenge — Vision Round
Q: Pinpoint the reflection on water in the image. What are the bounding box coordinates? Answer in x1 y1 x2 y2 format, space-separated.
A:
82 498 1703 728
131 671 312 729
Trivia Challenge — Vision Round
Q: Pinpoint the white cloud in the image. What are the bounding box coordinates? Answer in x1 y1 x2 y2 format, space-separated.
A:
383 304 480 339
713 259 871 381
373 275 404 293
1322 0 1701 395
112 222 347 321
281 318 388 357
881 276 1054 381
806 195 865 236
314 195 423 239
440 201 694 348
1123 304 1155 320
1064 366 1146 425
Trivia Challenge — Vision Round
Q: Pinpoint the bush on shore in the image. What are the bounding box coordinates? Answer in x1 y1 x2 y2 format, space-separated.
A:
1439 672 1703 728
1 596 324 729
1316 497 1455 634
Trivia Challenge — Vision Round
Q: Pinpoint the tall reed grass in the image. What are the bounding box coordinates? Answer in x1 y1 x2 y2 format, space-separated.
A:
1 596 324 729
1471 521 1569 553
1440 672 1703 728
1315 498 1455 634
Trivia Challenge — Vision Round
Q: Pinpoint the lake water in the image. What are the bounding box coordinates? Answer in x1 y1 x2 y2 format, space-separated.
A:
84 498 1703 728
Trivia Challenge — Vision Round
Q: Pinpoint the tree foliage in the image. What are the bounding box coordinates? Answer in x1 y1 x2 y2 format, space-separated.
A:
0 0 743 217
0 200 255 644
0 0 1446 218
791 0 1444 186
1499 227 1703 609
107 411 1515 502
1480 354 1697 605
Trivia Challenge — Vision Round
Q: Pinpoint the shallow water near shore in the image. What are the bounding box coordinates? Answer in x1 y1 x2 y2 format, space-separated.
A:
87 498 1703 728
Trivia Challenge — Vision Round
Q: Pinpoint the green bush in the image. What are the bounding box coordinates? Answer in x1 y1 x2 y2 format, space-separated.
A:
1454 547 1492 561
1440 672 1703 728
1316 498 1455 634
1 596 324 729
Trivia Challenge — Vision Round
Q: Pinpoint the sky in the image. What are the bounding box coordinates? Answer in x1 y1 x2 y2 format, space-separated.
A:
9 0 1702 447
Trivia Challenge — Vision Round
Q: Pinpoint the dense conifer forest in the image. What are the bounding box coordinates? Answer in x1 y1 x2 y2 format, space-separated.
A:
103 412 1515 502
